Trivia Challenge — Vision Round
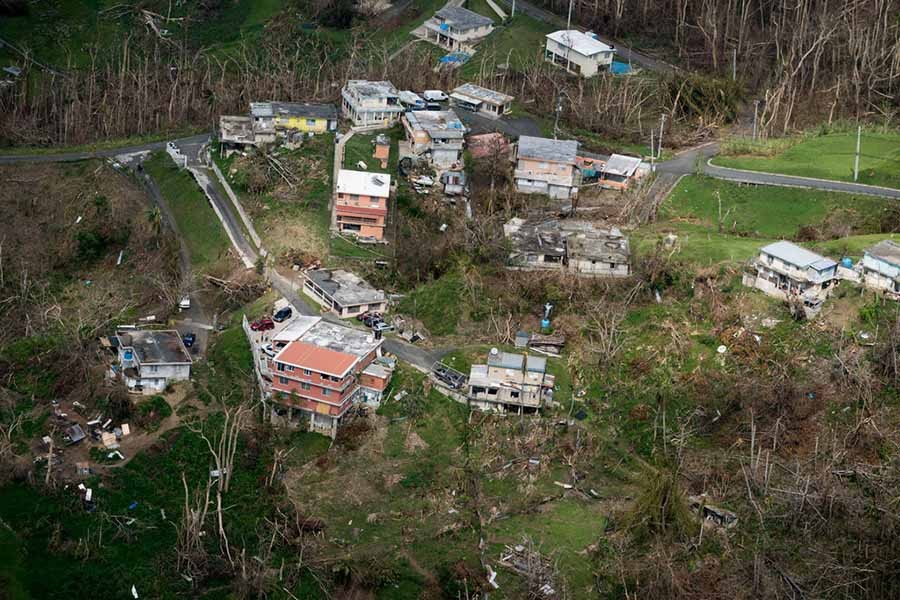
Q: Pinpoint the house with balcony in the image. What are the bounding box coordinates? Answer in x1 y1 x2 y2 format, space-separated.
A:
449 83 513 118
514 136 581 200
111 330 192 394
504 217 630 277
422 6 494 52
401 109 467 169
742 241 838 316
860 240 900 298
334 169 391 240
268 319 386 436
545 30 615 78
303 268 388 319
466 349 555 413
341 80 403 128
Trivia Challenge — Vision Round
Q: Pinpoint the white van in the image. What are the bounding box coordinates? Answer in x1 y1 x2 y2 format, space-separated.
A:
422 90 448 102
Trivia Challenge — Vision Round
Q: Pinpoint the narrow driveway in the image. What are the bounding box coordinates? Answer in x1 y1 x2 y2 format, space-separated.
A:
0 134 209 165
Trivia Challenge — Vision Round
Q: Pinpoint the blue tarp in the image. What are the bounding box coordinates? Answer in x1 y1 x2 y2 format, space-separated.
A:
439 52 470 64
611 61 632 75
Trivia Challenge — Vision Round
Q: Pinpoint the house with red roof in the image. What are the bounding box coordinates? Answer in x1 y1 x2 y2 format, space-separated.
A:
268 317 388 437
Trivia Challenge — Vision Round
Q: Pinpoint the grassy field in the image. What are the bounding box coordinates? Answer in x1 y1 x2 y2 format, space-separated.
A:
396 271 465 335
715 130 900 189
144 151 230 269
634 175 893 265
459 13 552 78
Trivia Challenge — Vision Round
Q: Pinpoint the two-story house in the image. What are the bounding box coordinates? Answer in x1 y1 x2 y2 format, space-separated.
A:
401 109 467 169
250 102 338 136
467 349 555 414
742 241 838 315
860 240 900 298
334 169 391 240
269 319 385 437
545 30 615 78
113 330 192 394
514 135 581 200
341 80 403 128
423 6 494 51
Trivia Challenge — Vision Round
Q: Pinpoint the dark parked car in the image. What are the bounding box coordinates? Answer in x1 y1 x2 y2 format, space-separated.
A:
432 362 467 390
182 332 197 348
425 103 442 111
250 317 275 331
273 306 293 322
360 312 383 327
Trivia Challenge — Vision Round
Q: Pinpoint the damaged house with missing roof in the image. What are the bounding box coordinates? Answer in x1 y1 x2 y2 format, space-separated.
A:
859 239 900 299
108 329 192 394
219 102 338 154
467 349 555 414
401 109 467 169
303 268 388 319
742 240 838 317
504 217 631 277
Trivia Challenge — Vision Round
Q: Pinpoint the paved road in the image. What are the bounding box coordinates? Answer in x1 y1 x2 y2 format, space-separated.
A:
655 143 900 200
457 109 542 138
0 134 209 165
494 0 676 73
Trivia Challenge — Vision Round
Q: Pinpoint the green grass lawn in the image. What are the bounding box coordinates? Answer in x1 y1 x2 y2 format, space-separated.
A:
715 130 900 189
396 271 465 336
459 13 551 78
144 151 230 269
635 175 893 265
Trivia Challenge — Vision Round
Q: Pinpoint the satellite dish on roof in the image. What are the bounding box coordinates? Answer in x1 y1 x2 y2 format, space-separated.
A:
490 347 499 356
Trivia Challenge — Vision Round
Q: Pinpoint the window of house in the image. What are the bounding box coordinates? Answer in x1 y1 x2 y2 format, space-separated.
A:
301 382 311 390
303 369 311 376
609 263 616 269
472 386 485 395
510 391 520 399
306 118 316 126
277 362 285 371
279 376 288 385
285 365 295 372
322 388 330 396
487 388 498 395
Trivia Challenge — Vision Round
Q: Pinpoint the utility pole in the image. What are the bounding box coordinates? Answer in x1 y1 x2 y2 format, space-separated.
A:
732 48 737 81
657 114 666 159
752 100 760 141
650 129 655 168
566 0 573 30
511 0 516 17
553 96 563 139
853 125 861 182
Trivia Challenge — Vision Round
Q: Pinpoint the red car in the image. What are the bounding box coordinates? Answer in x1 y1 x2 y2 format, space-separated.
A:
250 317 274 331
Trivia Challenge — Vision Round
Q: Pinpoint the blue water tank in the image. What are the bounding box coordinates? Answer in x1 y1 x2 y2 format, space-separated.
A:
123 350 133 361
541 319 551 330
841 257 853 268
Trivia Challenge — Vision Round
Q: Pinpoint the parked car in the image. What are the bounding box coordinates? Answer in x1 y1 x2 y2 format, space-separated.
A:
425 103 442 111
372 322 394 333
273 306 293 322
423 90 448 102
182 332 196 348
178 295 191 310
360 312 383 327
250 317 275 331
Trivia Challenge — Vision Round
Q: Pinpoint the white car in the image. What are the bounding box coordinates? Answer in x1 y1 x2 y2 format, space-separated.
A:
178 295 191 310
422 90 448 102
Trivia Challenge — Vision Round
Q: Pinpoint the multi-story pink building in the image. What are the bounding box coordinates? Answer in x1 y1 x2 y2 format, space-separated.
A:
268 318 387 436
334 169 391 241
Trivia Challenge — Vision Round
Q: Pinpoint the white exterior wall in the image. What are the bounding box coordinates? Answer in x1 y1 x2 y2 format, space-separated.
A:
569 260 630 277
862 255 900 293
545 38 613 78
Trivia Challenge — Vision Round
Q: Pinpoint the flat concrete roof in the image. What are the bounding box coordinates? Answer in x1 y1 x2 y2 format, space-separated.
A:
116 330 192 365
250 102 337 119
336 169 392 198
547 30 614 56
301 320 381 358
866 239 900 266
405 110 466 139
344 80 399 99
305 269 387 307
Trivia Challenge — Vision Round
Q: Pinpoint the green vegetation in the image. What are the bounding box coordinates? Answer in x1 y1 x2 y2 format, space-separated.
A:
460 13 553 77
134 395 172 432
144 151 229 269
396 271 465 336
716 129 900 189
634 175 893 265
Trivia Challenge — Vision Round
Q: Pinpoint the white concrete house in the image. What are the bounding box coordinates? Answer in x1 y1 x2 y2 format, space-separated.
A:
341 80 403 127
401 109 467 169
742 241 838 315
860 240 900 297
514 136 581 200
545 30 615 78
114 330 192 394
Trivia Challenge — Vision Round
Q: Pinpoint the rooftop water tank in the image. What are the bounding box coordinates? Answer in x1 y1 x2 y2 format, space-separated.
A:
841 257 853 268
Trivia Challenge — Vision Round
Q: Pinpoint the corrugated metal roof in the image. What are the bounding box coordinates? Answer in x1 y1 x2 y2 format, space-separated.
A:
603 153 642 177
760 241 836 270
452 82 513 105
